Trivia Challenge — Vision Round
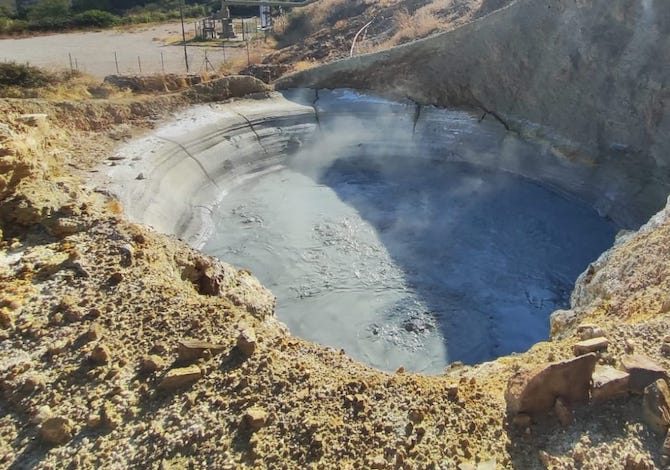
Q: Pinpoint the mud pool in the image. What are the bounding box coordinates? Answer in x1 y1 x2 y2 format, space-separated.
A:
204 155 616 373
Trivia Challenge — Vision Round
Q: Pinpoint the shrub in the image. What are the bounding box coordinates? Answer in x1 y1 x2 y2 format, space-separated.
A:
0 62 57 88
72 10 120 27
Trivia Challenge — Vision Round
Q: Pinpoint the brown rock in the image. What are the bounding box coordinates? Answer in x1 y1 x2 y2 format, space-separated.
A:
624 453 654 470
237 328 257 357
243 407 267 431
554 397 573 426
89 344 110 366
642 379 670 434
177 340 226 363
505 353 598 415
573 337 609 356
621 354 667 393
80 323 102 343
592 365 630 402
39 416 74 445
158 365 202 390
139 355 164 374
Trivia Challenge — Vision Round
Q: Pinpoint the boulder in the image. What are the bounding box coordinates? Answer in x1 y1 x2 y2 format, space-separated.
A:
505 353 597 415
642 379 670 434
573 337 609 356
177 340 226 363
158 365 202 390
576 323 606 340
39 416 74 445
592 365 630 402
621 355 667 393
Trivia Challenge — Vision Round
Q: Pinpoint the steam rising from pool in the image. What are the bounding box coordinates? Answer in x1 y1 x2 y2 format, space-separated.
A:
204 153 616 373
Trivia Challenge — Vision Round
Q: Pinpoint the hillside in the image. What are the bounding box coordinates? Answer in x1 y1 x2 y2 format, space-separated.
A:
268 0 513 67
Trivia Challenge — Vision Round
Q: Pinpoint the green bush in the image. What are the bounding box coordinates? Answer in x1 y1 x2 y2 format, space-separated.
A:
72 10 120 27
0 62 57 88
26 0 71 29
0 17 29 34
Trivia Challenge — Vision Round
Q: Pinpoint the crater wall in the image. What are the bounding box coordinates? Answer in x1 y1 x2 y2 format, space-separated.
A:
276 0 670 228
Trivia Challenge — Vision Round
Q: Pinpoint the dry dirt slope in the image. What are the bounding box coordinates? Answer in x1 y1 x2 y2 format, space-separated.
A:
269 0 514 68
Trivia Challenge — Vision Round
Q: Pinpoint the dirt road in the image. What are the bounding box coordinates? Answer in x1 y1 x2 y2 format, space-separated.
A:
0 22 248 78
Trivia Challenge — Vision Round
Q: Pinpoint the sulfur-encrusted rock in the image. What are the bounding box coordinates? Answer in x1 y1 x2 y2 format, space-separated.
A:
158 365 202 390
621 355 667 394
592 365 630 402
177 340 226 363
237 327 257 357
576 323 606 340
39 416 74 445
505 353 597 415
573 337 609 356
642 379 670 434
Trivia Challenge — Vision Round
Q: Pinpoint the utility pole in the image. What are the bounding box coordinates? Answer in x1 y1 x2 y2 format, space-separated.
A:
179 0 190 73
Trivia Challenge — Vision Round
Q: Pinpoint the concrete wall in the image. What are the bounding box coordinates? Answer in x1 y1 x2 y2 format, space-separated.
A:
276 0 670 227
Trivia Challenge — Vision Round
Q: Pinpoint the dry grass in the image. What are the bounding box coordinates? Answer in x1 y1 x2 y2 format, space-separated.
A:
388 7 443 45
293 59 317 72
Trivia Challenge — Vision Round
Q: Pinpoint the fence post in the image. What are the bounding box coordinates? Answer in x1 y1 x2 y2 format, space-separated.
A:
137 56 142 74
246 40 250 66
68 53 73 72
114 51 119 74
161 52 165 74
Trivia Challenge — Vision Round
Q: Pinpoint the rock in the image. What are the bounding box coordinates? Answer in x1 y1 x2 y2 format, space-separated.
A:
642 379 670 434
236 328 257 357
621 355 667 393
505 353 598 415
662 338 670 357
139 354 164 374
625 339 636 354
89 344 110 366
80 323 102 343
576 323 606 340
107 272 123 286
554 397 573 426
573 337 609 356
177 340 226 363
136 173 145 180
368 455 387 469
17 114 48 126
39 416 74 445
624 453 654 470
158 365 202 390
592 365 630 402
30 405 53 424
549 309 578 337
100 402 122 430
243 407 267 431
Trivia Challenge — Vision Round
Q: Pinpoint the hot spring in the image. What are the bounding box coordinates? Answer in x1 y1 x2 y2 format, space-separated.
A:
108 89 632 374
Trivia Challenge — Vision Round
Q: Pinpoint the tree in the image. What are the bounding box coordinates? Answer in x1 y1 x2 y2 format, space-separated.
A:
26 0 70 28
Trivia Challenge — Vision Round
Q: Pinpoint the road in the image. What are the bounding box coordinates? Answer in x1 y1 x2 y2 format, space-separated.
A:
0 22 248 78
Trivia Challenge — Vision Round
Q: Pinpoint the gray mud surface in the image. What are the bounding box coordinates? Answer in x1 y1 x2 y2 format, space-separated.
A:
205 155 616 373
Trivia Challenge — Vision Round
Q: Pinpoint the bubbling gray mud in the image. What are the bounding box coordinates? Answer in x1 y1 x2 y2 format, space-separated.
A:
204 154 616 373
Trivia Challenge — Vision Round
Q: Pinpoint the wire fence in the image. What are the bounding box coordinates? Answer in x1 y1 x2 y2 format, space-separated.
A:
2 17 271 78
